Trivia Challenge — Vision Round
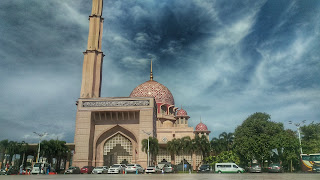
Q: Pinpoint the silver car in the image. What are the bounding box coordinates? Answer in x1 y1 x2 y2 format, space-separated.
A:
92 166 108 174
108 164 126 174
248 163 262 173
163 164 174 173
125 164 144 174
145 166 161 174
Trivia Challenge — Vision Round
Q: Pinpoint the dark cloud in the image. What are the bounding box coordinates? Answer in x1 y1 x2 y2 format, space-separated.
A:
0 0 319 141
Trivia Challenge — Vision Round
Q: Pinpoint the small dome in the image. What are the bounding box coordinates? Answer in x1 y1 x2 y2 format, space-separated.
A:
195 122 208 131
176 108 187 116
130 80 175 105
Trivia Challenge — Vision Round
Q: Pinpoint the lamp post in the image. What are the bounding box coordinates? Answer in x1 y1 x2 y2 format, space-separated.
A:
33 132 47 163
289 120 306 154
142 130 151 166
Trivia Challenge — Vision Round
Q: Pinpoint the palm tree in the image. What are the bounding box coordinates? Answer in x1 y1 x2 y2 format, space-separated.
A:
194 135 210 159
219 132 234 151
40 139 69 170
141 137 159 165
17 141 28 168
7 141 19 165
166 138 180 164
210 137 224 155
0 139 9 168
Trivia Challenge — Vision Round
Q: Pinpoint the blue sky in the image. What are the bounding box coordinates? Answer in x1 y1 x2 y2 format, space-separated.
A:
0 0 319 143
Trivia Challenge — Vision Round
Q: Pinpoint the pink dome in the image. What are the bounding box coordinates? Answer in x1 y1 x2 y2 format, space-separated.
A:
177 108 188 116
195 122 208 131
130 80 175 105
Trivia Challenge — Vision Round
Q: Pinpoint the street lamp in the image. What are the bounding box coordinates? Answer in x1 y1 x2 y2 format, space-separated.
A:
142 130 151 166
33 132 47 163
289 120 306 154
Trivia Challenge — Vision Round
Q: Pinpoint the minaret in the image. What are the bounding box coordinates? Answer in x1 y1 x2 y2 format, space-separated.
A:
80 0 104 98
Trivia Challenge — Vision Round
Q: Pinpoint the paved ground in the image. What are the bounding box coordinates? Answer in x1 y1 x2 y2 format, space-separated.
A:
0 173 319 180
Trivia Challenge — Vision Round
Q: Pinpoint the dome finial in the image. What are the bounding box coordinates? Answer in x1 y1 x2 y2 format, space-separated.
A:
200 116 202 123
150 59 153 81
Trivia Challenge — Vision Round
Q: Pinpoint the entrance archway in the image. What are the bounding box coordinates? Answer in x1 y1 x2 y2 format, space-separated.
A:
103 133 132 167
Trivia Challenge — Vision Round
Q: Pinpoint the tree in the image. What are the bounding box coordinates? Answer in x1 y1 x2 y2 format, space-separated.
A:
210 138 224 155
194 135 210 159
233 112 284 165
273 129 300 171
219 132 234 151
17 141 28 168
167 138 180 164
41 139 69 170
0 139 9 168
300 122 320 154
141 137 159 164
205 151 240 167
7 141 19 165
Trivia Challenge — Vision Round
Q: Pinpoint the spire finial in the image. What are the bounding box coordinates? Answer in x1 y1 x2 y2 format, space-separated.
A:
150 59 153 81
200 116 202 123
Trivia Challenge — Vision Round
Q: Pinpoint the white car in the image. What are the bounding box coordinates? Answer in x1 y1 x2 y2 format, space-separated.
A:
107 164 126 174
125 164 144 174
92 166 108 174
31 162 49 174
145 166 161 174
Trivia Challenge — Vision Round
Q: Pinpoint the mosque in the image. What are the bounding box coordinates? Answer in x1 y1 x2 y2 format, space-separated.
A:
72 0 211 169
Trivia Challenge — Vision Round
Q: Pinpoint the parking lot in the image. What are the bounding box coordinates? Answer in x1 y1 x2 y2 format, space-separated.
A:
0 173 320 180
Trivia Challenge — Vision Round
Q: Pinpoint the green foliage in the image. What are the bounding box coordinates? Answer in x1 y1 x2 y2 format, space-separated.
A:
41 139 69 165
166 135 210 163
193 135 210 158
0 140 28 169
205 151 240 166
211 132 234 155
300 122 320 154
233 112 284 164
141 137 159 157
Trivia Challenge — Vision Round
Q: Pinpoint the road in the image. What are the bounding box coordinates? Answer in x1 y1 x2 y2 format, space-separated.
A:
0 173 319 180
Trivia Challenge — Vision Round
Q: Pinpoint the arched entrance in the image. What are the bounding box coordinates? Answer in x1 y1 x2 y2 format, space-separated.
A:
103 133 132 167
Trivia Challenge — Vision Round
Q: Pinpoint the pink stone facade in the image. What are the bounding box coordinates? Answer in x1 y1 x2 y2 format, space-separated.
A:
73 0 211 170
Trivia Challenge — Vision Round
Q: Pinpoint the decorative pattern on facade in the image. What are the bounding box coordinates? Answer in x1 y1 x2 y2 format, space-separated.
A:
82 100 150 107
176 108 188 116
195 122 208 131
130 80 175 105
104 134 132 155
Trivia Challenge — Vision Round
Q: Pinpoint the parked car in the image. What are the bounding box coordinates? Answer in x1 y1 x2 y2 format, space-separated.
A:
80 166 94 174
92 166 108 174
125 164 144 174
6 166 19 175
145 166 161 174
198 164 211 173
312 163 320 173
108 164 126 174
0 169 6 175
268 163 283 173
163 164 174 173
31 162 49 174
248 163 262 173
64 166 81 174
215 163 245 173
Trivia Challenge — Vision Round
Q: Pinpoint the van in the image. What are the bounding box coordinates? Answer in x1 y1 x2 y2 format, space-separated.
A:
215 163 245 173
31 162 49 174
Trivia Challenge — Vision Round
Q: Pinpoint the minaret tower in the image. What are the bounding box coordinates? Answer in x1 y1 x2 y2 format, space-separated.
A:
80 0 104 98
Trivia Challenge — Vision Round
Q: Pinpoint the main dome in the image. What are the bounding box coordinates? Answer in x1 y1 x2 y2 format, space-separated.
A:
130 80 175 105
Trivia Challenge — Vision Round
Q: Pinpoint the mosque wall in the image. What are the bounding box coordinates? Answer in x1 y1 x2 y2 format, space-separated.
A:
73 97 156 168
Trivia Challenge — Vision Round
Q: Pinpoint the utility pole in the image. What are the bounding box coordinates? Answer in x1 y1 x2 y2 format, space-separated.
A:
33 132 47 163
289 120 305 154
142 130 151 167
